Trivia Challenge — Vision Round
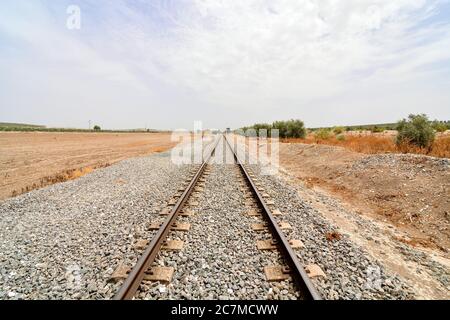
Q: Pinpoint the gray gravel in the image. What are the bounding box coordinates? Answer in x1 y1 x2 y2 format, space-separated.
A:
246 163 416 300
137 136 416 300
0 135 422 300
137 140 300 300
0 151 195 300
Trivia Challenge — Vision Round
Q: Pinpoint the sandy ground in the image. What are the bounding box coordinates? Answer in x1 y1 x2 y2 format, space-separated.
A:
276 142 449 299
278 143 449 251
0 132 176 200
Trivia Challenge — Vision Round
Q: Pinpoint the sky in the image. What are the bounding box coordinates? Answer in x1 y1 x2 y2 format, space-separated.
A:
0 0 450 130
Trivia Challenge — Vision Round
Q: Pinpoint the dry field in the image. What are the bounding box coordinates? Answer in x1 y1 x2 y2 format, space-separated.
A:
0 132 176 200
283 132 450 158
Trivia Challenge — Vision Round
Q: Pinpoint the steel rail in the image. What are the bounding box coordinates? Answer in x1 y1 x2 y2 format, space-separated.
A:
224 134 322 300
114 135 221 300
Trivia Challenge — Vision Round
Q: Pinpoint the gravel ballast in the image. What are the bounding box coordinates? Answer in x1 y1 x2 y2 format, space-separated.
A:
0 151 195 299
137 141 300 300
0 136 420 300
248 165 416 300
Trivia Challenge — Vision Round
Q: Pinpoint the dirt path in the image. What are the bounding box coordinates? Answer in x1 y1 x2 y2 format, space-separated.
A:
0 132 176 200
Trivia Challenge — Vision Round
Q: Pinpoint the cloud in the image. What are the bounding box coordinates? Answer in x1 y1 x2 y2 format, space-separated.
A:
0 0 449 129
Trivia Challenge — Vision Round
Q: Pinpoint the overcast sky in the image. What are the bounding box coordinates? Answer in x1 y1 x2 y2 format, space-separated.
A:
1 1 449 130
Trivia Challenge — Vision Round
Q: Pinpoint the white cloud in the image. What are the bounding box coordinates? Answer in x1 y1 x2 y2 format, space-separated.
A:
1 0 449 129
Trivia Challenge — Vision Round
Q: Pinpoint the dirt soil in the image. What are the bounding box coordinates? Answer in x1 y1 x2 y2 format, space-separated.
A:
276 142 450 299
279 143 450 251
0 132 176 200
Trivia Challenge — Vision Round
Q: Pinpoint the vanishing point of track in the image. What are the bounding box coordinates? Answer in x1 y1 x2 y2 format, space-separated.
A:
114 134 321 300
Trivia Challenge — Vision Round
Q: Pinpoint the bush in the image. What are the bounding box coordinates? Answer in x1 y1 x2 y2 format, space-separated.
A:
336 134 346 141
371 126 385 133
272 121 287 138
285 119 306 138
252 123 272 137
93 125 101 131
272 119 306 138
432 121 448 133
315 128 331 140
396 114 435 149
333 126 344 134
241 119 306 139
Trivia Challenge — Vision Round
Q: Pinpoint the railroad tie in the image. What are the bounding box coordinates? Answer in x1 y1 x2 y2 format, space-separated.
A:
264 266 292 282
110 263 131 281
251 223 268 232
257 239 304 251
159 208 171 216
144 267 174 283
279 222 292 230
161 240 184 251
272 209 282 216
304 265 326 278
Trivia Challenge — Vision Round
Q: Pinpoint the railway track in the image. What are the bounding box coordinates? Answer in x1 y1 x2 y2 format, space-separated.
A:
114 134 321 300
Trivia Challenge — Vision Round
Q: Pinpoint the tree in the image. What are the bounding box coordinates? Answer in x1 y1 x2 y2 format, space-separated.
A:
272 119 306 139
252 123 272 137
272 121 287 138
93 125 101 131
432 121 448 133
285 119 306 138
396 114 435 149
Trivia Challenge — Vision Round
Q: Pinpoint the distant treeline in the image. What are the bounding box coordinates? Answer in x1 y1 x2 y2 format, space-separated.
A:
310 120 450 133
239 119 450 138
238 119 306 138
310 123 397 133
0 122 45 128
239 115 449 149
0 123 167 133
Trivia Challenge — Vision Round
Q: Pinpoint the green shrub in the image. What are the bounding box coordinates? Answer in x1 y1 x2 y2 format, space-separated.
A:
272 121 287 138
396 114 435 148
272 119 306 138
336 134 346 141
285 119 306 138
315 128 331 140
252 123 272 137
241 119 306 139
432 121 448 133
245 129 258 137
370 126 385 133
333 126 344 134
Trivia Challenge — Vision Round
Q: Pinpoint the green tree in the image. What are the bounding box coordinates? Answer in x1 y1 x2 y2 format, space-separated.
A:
272 119 306 138
396 114 435 149
285 119 306 138
432 121 448 133
93 125 101 131
252 123 272 137
272 121 287 138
